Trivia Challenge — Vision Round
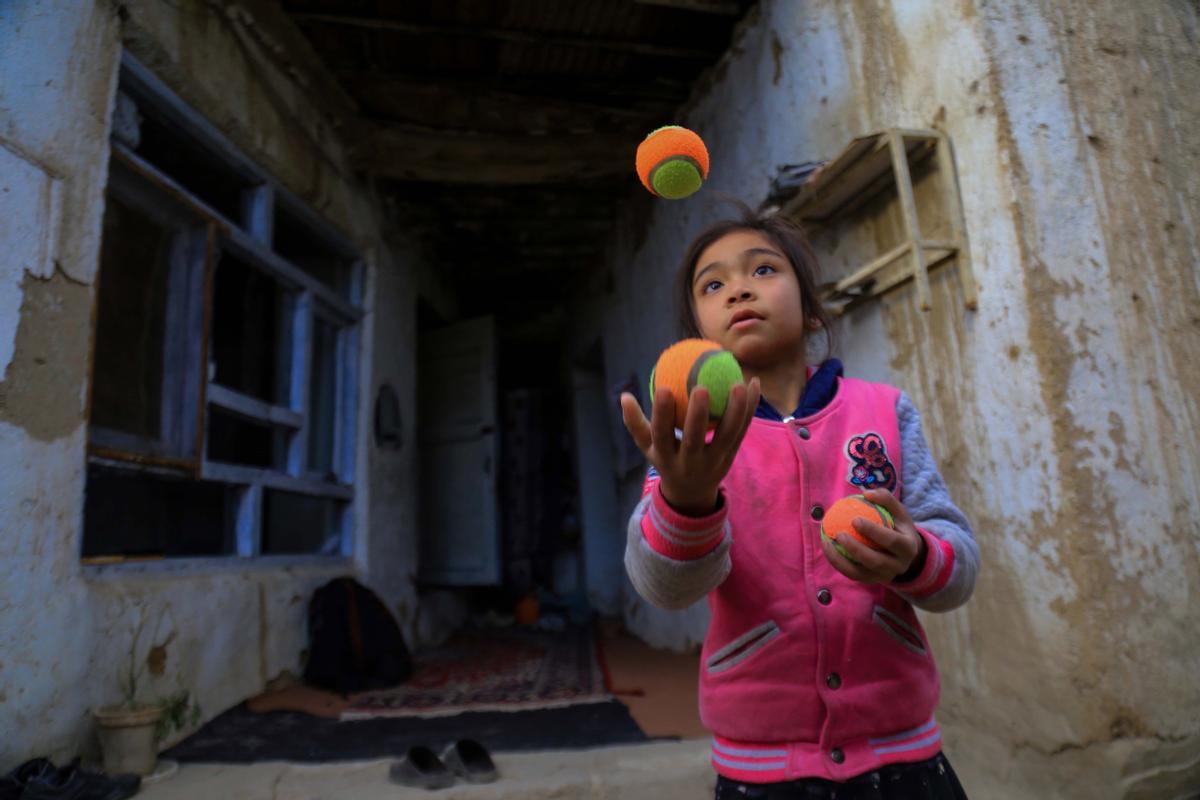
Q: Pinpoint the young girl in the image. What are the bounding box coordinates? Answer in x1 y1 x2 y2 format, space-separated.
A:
620 209 979 800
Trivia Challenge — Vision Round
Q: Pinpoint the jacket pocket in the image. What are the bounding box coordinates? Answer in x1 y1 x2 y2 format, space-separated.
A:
706 620 782 675
872 606 928 657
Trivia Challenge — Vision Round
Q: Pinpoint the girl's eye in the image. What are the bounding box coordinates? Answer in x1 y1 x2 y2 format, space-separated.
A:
702 280 723 294
754 264 776 276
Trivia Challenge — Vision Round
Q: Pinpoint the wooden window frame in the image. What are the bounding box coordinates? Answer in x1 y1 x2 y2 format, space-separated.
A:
84 52 363 564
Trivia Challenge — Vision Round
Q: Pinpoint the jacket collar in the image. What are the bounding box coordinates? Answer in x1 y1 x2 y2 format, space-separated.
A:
753 358 843 421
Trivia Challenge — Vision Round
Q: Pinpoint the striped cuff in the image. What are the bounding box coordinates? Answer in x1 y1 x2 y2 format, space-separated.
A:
640 484 728 560
868 717 942 756
711 738 790 779
710 717 943 783
890 527 955 598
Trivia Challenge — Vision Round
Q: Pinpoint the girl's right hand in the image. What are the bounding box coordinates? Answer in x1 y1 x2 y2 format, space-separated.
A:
620 378 760 516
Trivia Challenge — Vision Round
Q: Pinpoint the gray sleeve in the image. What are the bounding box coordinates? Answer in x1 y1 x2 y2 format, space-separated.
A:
895 392 981 612
623 494 732 610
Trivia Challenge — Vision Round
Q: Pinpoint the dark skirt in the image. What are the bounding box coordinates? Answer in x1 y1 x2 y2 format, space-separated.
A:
714 753 968 800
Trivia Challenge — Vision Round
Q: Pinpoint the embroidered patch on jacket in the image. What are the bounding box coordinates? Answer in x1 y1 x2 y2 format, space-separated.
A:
845 432 898 492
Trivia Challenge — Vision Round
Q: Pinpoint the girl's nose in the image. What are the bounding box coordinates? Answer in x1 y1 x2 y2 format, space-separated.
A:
727 288 753 304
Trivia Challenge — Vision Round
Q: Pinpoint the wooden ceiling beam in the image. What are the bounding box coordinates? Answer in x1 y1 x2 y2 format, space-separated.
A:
471 244 600 258
290 13 714 59
448 218 614 232
391 200 620 228
416 228 607 248
360 123 630 184
333 71 691 102
634 0 743 14
343 75 666 123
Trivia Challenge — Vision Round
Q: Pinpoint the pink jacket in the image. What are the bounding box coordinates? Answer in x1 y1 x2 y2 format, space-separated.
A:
625 376 978 783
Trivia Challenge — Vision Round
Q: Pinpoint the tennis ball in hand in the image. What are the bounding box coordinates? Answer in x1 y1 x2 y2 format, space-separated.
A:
635 125 710 200
649 339 744 430
820 494 894 563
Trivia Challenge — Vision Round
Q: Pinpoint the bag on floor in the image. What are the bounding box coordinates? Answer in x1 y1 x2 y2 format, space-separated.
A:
304 576 413 694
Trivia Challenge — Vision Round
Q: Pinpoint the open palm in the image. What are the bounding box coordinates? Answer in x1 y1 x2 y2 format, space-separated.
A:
620 379 760 516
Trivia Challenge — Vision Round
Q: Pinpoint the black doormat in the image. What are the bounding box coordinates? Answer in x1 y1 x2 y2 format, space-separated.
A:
163 699 650 764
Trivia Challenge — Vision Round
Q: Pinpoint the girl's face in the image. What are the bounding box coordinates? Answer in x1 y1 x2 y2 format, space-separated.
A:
691 229 807 368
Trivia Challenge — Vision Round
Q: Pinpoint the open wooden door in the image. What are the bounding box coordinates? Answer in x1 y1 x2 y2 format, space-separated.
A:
417 316 501 586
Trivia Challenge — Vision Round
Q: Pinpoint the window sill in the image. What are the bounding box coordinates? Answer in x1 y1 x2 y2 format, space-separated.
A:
81 555 354 582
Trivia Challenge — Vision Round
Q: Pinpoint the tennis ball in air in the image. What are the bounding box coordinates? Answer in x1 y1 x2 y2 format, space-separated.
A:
820 494 894 563
649 339 744 430
635 125 710 200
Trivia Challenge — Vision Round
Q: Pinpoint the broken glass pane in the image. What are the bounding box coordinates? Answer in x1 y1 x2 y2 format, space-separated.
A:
307 315 339 478
261 490 343 555
210 248 289 404
82 463 236 557
91 193 171 441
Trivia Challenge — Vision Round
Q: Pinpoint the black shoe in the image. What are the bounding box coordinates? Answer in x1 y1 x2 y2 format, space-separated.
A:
20 760 140 800
15 766 85 800
0 775 22 800
439 739 498 784
1 758 55 800
388 745 455 790
4 758 56 786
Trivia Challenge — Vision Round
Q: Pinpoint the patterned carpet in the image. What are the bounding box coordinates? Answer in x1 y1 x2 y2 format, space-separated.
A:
340 623 609 720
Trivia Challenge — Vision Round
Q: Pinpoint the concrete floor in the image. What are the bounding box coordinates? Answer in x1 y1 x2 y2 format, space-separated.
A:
137 739 716 799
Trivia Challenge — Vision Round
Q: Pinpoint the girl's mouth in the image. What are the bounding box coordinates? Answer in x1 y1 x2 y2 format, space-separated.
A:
729 310 765 330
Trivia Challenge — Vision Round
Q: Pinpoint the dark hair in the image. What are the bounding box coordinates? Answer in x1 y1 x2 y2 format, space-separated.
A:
675 200 834 357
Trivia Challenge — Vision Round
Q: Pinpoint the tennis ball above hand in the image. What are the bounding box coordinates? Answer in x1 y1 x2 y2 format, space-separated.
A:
635 125 710 200
820 494 894 564
649 339 744 430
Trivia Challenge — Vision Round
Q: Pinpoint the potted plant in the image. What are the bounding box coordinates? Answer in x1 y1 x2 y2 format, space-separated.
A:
93 608 200 776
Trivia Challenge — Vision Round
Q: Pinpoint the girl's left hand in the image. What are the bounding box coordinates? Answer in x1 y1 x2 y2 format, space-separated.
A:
819 488 927 584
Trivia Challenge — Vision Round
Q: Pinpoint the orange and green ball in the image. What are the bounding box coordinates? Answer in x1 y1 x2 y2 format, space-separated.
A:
820 494 894 563
635 125 710 200
649 339 744 430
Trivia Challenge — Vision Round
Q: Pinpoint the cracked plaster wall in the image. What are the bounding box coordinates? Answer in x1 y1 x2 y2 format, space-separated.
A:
0 0 428 765
579 1 1199 797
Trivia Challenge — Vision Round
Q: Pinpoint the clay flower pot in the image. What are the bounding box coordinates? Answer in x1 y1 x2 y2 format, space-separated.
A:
93 704 163 776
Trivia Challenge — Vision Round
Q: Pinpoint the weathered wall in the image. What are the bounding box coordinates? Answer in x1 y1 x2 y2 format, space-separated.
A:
577 1 1199 797
0 0 428 764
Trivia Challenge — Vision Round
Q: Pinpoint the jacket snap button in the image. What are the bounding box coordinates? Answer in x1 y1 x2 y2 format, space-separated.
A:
826 672 842 689
797 426 810 440
830 748 845 764
811 505 824 520
817 588 832 605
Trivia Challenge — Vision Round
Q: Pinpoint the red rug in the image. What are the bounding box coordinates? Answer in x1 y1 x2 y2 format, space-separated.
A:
340 624 610 720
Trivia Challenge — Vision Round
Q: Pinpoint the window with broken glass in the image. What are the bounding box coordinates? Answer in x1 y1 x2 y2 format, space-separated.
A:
83 55 362 562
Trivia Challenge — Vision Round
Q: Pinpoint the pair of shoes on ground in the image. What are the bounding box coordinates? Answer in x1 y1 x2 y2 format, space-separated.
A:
389 739 498 790
1 758 140 800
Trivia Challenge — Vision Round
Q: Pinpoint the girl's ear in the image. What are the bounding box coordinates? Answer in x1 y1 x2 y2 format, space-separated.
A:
806 316 824 331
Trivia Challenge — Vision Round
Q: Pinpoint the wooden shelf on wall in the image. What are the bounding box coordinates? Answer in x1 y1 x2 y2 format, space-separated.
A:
775 128 978 315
